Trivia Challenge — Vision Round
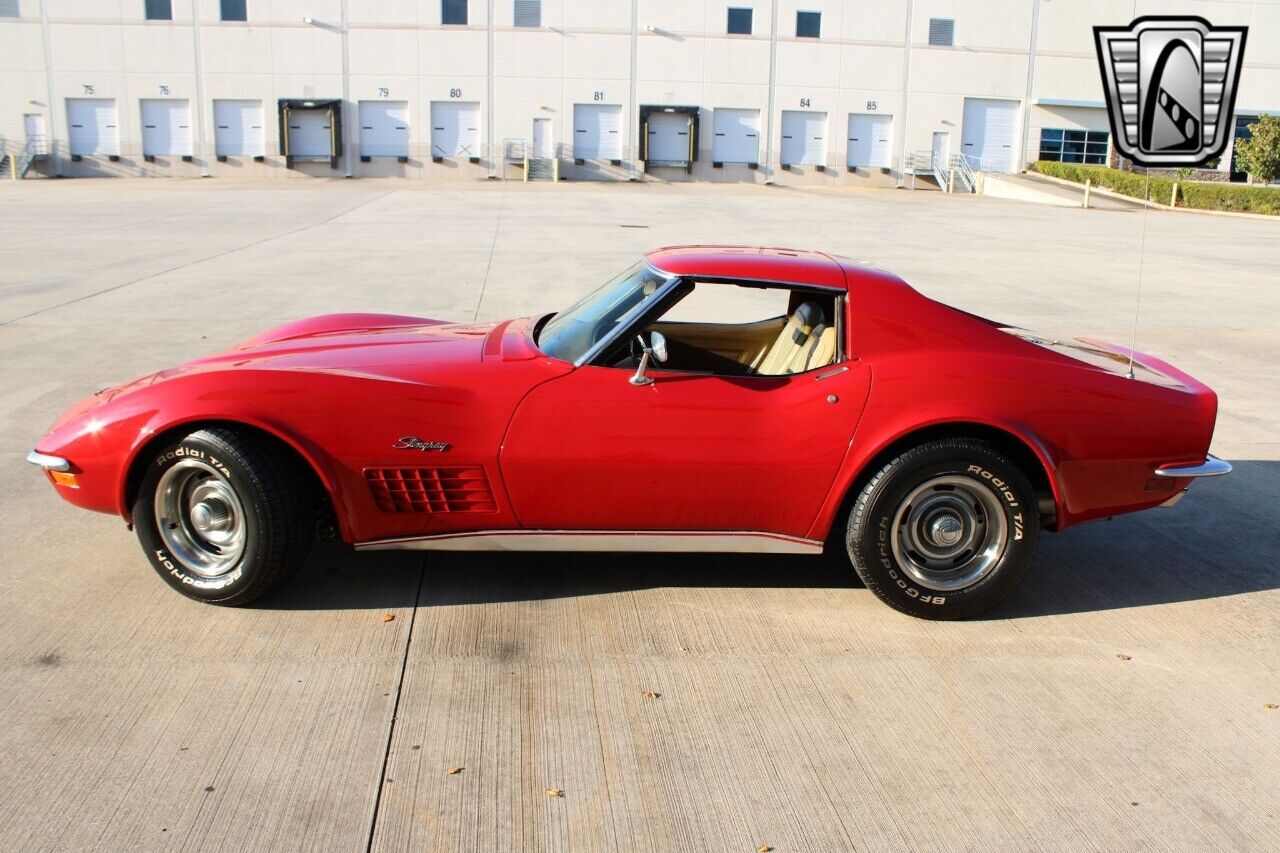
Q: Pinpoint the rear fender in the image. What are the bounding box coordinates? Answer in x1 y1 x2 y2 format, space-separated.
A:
807 414 1063 542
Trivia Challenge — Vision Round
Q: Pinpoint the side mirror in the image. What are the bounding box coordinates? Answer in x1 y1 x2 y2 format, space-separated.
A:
629 331 668 386
649 331 668 364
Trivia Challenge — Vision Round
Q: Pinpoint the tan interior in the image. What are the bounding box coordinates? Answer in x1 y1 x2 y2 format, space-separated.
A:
647 300 837 377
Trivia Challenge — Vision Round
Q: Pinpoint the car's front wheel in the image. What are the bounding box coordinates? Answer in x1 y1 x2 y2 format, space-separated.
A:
846 438 1040 619
132 427 315 606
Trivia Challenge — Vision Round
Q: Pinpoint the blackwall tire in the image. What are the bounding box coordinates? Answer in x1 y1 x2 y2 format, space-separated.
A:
132 428 316 606
846 438 1040 620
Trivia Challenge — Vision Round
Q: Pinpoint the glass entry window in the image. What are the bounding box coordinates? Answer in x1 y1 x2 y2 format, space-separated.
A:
1039 128 1108 164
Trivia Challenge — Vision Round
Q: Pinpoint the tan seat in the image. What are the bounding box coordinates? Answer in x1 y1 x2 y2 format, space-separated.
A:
803 324 837 371
756 301 825 375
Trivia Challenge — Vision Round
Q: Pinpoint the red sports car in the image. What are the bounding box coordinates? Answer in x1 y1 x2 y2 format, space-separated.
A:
29 246 1229 619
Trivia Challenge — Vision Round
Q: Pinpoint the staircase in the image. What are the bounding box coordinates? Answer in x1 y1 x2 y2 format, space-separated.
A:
905 150 948 190
949 153 978 193
906 150 978 193
0 136 47 179
526 156 554 180
502 138 556 181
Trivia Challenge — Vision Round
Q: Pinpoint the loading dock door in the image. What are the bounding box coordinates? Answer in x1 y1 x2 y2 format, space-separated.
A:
66 98 119 156
288 110 332 157
430 101 481 158
646 112 691 164
780 110 827 166
961 98 1018 172
140 99 193 156
712 108 760 164
359 100 409 157
847 113 892 168
213 99 264 157
573 103 622 160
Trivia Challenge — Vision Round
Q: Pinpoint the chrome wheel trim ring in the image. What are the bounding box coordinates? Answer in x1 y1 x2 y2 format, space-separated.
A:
154 458 247 579
890 474 1008 592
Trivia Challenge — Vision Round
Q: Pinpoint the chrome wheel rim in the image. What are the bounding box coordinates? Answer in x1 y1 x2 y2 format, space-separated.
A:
890 475 1008 592
154 459 247 578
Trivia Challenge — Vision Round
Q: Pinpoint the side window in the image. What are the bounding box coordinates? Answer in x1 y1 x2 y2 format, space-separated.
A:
659 281 789 325
636 282 838 377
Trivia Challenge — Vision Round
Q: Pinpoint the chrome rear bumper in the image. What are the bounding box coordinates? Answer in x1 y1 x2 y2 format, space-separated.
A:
1154 454 1232 479
27 451 72 472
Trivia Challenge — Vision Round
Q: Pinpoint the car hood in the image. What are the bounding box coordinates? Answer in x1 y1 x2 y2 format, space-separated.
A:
160 313 505 386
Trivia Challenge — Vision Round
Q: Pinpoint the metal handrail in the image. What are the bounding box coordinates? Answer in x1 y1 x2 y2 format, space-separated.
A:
950 153 977 193
905 150 932 171
501 138 526 161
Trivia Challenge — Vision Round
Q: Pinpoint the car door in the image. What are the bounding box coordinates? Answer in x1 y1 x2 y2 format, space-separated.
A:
498 359 870 538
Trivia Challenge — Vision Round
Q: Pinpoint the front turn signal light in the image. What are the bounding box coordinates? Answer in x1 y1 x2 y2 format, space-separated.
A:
49 470 80 489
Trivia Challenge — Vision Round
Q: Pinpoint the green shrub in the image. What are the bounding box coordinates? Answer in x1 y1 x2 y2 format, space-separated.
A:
1233 114 1280 183
1180 181 1280 215
1030 161 1280 215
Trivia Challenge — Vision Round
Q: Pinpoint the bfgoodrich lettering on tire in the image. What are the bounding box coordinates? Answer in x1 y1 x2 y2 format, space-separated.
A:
132 427 316 606
846 438 1039 619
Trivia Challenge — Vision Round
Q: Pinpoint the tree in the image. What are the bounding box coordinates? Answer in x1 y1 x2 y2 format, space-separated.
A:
1233 115 1280 184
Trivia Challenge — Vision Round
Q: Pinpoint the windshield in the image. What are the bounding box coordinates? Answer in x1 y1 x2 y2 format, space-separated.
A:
536 262 674 363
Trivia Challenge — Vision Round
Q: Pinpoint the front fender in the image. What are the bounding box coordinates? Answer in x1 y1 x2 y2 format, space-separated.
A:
35 380 354 539
116 409 352 539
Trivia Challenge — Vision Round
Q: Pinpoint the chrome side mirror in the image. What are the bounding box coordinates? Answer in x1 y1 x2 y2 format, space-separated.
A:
649 331 668 364
629 331 668 386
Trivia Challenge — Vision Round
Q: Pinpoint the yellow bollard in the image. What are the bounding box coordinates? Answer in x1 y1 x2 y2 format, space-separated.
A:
1170 182 1179 207
1083 178 1091 209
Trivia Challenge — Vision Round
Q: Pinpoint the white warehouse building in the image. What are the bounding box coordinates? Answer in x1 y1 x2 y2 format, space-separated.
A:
1 0 1277 185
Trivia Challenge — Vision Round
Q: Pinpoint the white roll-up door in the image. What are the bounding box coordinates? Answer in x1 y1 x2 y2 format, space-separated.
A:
359 101 409 157
140 99 192 156
430 101 481 157
847 113 893 168
66 98 119 156
573 104 622 160
712 108 760 164
646 112 690 163
287 109 332 157
961 98 1019 172
213 99 264 156
780 110 827 166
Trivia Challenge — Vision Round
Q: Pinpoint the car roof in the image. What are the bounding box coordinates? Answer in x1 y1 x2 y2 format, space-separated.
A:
643 245 881 291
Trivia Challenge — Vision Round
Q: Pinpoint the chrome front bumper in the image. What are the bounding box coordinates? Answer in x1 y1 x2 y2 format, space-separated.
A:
1153 454 1232 478
27 451 72 472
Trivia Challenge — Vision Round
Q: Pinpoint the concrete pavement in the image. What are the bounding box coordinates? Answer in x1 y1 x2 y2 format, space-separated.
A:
0 178 1276 851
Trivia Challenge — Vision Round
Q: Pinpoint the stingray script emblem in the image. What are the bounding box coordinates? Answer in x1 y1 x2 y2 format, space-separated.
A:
393 437 451 452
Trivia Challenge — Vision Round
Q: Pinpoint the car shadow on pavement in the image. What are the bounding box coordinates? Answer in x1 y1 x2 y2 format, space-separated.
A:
981 458 1278 619
260 459 1278 620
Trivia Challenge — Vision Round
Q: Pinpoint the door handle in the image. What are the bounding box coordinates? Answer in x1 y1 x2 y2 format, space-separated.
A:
814 366 848 381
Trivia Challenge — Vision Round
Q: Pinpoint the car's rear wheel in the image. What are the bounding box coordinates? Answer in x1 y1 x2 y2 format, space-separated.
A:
846 438 1040 619
132 427 315 606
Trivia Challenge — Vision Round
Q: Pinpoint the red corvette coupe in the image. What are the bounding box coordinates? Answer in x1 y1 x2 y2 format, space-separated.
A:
29 246 1229 619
